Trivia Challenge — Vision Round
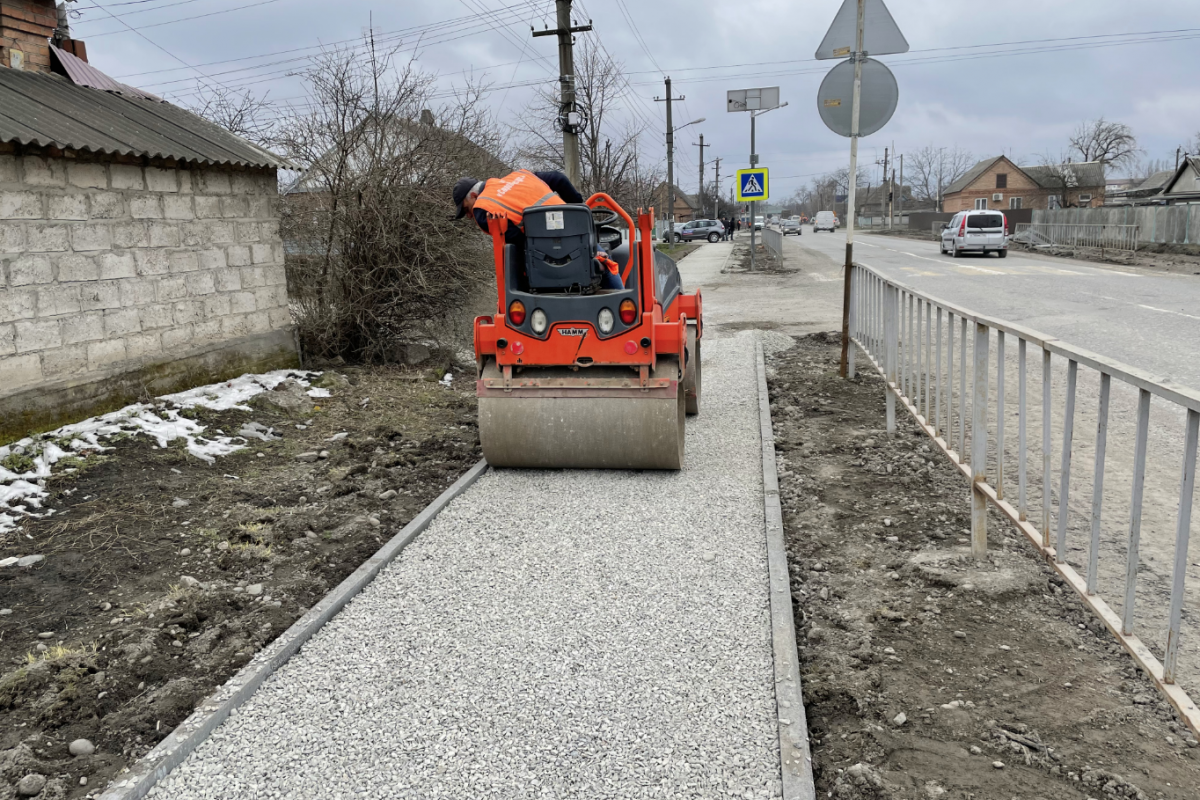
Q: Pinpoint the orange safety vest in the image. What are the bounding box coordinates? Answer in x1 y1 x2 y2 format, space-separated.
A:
473 169 565 229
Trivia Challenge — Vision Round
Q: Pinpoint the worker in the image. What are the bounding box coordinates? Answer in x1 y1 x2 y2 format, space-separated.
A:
453 170 623 290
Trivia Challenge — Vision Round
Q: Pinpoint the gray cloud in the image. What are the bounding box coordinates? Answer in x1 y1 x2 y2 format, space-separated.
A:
74 0 1200 197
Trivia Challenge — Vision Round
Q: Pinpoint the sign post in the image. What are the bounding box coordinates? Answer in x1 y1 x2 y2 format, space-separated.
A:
728 87 786 272
816 0 908 379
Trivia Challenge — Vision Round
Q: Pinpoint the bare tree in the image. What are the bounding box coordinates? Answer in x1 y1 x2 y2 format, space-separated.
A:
273 38 507 362
192 86 277 145
905 145 975 205
1068 117 1140 170
515 39 660 213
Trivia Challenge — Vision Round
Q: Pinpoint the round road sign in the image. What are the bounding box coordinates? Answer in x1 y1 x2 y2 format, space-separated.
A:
817 57 898 138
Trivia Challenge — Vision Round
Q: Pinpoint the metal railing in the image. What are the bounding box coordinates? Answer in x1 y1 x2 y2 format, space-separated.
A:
761 227 784 263
1013 222 1140 251
846 262 1200 735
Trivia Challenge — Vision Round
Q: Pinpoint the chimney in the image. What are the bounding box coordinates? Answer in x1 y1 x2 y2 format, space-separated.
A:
1 0 59 72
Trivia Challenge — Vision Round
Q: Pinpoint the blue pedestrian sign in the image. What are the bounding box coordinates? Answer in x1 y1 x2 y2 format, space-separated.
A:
736 168 769 202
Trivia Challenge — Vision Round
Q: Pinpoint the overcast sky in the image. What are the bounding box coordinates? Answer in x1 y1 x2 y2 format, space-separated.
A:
75 0 1200 199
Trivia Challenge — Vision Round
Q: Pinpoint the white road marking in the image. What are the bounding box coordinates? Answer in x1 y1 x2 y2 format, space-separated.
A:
899 251 1004 274
1138 304 1200 321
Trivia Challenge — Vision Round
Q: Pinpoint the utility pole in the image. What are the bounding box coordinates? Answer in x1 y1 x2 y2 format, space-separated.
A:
879 147 889 224
654 78 686 245
838 0 864 378
692 134 707 217
713 157 722 218
532 0 592 186
897 153 903 227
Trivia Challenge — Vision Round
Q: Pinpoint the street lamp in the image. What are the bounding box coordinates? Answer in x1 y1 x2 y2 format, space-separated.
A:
665 117 705 244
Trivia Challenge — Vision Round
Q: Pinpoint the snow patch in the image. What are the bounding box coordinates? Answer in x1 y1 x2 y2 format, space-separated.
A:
1 369 321 537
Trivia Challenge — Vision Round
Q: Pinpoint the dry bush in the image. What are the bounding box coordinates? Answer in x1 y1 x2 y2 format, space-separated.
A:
275 41 507 363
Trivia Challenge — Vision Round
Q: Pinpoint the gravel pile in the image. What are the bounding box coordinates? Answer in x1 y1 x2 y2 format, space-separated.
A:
148 332 780 800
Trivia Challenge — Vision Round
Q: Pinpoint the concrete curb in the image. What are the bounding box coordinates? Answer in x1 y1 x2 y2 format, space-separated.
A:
756 342 817 800
99 459 491 800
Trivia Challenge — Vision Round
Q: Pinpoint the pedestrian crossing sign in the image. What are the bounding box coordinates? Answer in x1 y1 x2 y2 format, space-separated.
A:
736 168 769 201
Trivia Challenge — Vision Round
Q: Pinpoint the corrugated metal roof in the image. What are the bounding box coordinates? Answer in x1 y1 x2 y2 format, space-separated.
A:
0 66 286 169
50 44 162 102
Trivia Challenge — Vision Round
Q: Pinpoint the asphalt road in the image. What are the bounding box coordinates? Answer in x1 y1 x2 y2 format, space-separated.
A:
788 229 1200 390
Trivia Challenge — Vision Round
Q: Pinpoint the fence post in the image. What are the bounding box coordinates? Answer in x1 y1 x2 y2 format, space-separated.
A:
885 285 897 435
1164 409 1199 684
1056 360 1079 563
848 266 856 379
972 322 990 559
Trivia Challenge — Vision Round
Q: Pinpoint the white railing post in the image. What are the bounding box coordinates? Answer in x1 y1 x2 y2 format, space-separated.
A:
972 322 990 558
996 331 1006 500
1164 409 1199 684
1042 348 1052 549
1018 338 1027 521
1087 373 1111 595
1123 389 1151 636
1056 359 1079 563
885 285 897 435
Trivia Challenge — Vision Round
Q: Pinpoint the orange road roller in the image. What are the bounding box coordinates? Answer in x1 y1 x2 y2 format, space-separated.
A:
473 194 702 469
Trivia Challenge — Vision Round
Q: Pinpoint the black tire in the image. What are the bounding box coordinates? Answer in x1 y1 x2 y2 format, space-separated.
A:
952 246 962 258
998 249 1008 258
684 325 701 416
674 233 682 244
708 232 720 243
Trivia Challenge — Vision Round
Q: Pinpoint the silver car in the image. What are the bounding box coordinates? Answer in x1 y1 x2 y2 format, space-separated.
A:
669 219 726 243
941 210 1008 258
780 217 802 235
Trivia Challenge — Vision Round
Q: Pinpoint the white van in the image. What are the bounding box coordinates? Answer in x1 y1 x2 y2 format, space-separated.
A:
940 210 1008 257
813 211 837 232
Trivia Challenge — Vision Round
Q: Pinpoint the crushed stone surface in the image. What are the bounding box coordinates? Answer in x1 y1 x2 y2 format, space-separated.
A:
147 332 782 800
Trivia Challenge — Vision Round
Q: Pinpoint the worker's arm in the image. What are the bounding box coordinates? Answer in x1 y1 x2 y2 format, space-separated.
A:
533 171 584 204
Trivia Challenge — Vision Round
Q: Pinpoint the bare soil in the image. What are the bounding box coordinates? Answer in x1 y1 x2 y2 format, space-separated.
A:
768 333 1200 800
0 364 480 798
727 237 789 274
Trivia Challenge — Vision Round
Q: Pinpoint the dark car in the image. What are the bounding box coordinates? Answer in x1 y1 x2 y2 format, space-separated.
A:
669 219 726 243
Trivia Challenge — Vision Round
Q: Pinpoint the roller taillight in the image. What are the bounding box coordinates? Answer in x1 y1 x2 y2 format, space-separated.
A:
619 299 637 325
508 300 526 326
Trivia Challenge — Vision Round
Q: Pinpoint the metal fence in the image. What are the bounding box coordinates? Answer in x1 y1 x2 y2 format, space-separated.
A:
1013 222 1140 251
762 227 784 263
1035 206 1200 246
846 262 1200 735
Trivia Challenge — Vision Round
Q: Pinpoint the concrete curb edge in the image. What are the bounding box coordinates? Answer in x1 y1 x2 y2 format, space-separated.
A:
98 458 491 800
756 341 817 800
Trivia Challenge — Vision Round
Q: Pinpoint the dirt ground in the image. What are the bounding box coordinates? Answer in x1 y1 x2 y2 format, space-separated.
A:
767 333 1200 800
0 363 480 799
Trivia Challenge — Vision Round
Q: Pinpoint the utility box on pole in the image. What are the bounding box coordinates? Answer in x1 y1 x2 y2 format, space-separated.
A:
532 0 592 187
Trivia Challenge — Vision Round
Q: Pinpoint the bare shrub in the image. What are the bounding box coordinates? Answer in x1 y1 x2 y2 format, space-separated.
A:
275 40 506 363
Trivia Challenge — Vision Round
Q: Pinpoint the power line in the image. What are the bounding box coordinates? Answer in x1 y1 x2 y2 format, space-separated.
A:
630 29 1200 86
85 0 230 96
112 2 543 79
82 0 283 38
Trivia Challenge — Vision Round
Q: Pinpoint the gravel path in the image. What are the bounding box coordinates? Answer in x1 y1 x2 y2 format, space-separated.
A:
147 331 781 800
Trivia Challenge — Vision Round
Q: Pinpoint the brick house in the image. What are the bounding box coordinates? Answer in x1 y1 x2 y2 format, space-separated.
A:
941 156 1105 213
652 183 697 223
1 0 295 439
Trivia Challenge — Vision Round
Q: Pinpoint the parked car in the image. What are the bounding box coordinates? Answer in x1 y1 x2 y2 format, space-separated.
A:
940 210 1008 257
667 219 726 243
813 210 837 232
754 215 765 230
780 217 803 235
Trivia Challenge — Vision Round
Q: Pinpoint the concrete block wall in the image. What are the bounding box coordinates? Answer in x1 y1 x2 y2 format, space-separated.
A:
0 151 291 399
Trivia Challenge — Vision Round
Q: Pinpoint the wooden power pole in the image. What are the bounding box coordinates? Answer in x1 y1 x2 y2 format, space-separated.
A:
532 0 592 186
